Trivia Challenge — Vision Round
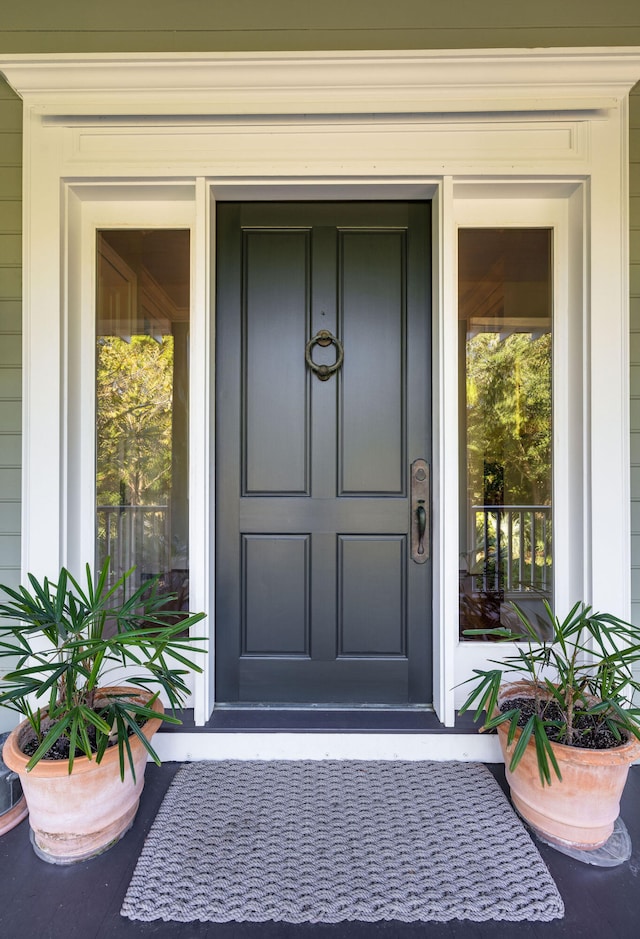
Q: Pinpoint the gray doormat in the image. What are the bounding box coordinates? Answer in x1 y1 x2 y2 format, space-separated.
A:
121 760 564 924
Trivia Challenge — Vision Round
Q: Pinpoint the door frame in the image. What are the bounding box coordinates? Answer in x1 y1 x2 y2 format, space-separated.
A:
2 49 638 753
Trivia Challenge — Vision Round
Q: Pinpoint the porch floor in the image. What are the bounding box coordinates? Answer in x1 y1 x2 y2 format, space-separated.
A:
1 763 639 939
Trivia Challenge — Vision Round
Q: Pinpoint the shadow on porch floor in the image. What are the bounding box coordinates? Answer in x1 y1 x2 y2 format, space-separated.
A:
1 763 639 939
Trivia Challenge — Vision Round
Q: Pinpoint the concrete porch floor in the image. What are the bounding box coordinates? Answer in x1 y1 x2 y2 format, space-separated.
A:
1 763 639 938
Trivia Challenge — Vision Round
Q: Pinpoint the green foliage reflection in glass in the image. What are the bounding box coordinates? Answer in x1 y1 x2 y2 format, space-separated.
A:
96 334 174 509
95 229 190 603
466 331 552 508
458 228 553 637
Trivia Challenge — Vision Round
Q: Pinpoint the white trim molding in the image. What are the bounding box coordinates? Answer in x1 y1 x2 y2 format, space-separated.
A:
2 48 640 115
1 47 639 761
153 732 503 764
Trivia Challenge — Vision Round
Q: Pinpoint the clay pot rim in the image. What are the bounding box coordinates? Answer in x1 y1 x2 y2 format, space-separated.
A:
1 685 164 778
496 679 640 766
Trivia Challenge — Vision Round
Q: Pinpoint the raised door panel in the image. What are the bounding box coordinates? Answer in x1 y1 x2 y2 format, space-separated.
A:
338 535 406 655
243 229 310 495
339 230 406 496
242 534 310 655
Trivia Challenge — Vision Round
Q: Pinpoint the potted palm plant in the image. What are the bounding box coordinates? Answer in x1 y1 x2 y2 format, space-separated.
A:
0 559 206 864
459 601 640 850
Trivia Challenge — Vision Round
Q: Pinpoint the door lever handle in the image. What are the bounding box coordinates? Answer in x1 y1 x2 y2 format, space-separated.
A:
416 503 427 556
411 459 430 563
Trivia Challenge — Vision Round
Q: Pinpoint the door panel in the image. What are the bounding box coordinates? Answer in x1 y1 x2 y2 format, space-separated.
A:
339 535 406 655
243 229 310 495
340 230 405 495
243 534 310 655
216 202 431 705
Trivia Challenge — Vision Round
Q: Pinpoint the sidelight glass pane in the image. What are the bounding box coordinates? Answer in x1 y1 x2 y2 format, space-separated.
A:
458 229 552 639
95 230 190 609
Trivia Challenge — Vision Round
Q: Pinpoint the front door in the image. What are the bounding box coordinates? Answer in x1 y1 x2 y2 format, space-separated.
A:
215 202 432 705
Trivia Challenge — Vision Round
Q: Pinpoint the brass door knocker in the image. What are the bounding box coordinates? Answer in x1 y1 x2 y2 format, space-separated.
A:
305 329 344 381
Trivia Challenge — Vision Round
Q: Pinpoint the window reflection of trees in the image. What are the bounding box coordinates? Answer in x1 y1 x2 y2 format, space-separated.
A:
95 229 190 611
466 331 552 510
96 334 176 594
459 227 553 639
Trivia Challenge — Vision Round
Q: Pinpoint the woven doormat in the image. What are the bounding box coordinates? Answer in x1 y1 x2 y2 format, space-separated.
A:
121 760 564 924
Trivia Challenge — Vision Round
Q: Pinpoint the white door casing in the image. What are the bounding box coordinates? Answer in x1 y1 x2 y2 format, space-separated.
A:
1 48 638 759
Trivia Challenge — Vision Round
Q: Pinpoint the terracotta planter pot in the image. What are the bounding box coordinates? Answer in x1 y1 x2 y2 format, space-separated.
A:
2 687 163 864
497 680 640 850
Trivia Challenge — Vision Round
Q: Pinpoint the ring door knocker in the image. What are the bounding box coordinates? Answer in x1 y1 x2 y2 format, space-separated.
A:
305 329 344 381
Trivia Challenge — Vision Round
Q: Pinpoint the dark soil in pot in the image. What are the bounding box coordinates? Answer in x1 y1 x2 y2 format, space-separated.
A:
500 696 628 750
19 713 146 762
21 725 101 761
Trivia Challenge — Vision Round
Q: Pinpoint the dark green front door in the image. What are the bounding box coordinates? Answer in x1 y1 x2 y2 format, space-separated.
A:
215 202 432 705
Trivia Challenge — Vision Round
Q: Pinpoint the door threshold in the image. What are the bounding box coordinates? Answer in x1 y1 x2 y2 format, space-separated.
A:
215 702 436 711
160 707 481 734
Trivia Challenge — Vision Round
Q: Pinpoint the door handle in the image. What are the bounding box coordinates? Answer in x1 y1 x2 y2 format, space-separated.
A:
411 459 430 563
416 504 427 556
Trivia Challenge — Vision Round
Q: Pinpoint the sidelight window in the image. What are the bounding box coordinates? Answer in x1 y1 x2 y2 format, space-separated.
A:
95 229 191 608
458 228 553 639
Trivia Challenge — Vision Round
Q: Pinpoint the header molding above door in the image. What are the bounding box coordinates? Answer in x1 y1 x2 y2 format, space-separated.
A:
1 47 640 117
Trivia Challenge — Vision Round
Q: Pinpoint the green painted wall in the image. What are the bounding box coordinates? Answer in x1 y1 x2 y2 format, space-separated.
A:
0 81 21 728
0 3 639 628
1 2 640 52
0 81 21 605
